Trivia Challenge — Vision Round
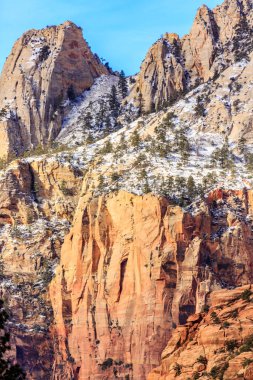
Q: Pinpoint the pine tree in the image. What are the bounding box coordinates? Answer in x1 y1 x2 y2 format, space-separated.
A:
174 176 186 192
82 112 92 129
130 129 141 148
174 176 187 206
202 172 217 191
219 137 230 169
238 136 246 155
118 70 128 98
111 172 121 182
138 93 144 116
181 149 190 165
138 168 148 181
233 16 250 62
210 148 220 167
100 140 113 155
175 128 190 163
187 175 196 201
0 300 26 379
155 124 166 143
119 132 127 151
194 96 206 117
162 176 174 198
245 153 253 171
86 132 94 145
105 116 112 132
109 85 120 117
211 137 234 169
96 100 106 128
162 112 175 130
143 180 151 194
105 62 112 73
155 141 171 158
98 175 105 189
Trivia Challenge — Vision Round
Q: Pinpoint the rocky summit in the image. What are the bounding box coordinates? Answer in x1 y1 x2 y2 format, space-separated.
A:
0 21 108 159
0 0 253 379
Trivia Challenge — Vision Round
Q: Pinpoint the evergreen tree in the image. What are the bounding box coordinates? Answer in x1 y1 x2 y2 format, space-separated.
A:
233 17 250 62
197 183 205 199
174 176 187 206
138 93 144 116
175 176 186 192
155 124 166 143
0 108 7 119
134 153 146 168
149 102 156 114
82 112 92 129
100 140 113 155
130 129 141 148
98 175 105 190
211 138 231 169
181 149 190 165
210 148 220 167
143 180 151 194
202 172 217 191
118 70 128 98
174 128 190 163
109 85 120 117
156 142 171 158
96 100 106 128
187 175 196 201
0 300 26 379
86 133 94 145
238 136 246 155
162 176 174 198
194 96 206 117
111 172 121 182
138 168 148 181
105 62 112 73
105 116 112 132
245 152 253 171
119 132 127 151
219 137 230 169
162 112 175 130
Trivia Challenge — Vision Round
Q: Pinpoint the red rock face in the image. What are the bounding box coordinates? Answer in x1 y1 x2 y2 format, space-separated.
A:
148 285 253 380
0 159 253 379
0 159 82 379
49 189 253 379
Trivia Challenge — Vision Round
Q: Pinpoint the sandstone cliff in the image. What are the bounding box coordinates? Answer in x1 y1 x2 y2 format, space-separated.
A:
0 157 82 378
129 0 253 111
0 0 252 378
0 21 108 158
49 187 253 379
148 285 253 380
0 152 253 379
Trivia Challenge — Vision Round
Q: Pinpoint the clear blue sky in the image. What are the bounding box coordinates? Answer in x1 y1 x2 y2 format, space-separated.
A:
1 0 221 75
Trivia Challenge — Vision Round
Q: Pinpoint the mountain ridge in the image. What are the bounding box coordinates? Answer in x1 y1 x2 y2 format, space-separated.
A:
0 0 253 379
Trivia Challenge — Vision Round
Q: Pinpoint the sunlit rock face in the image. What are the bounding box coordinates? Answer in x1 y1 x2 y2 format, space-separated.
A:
0 0 253 379
129 0 253 112
50 189 253 379
0 21 108 158
148 285 253 380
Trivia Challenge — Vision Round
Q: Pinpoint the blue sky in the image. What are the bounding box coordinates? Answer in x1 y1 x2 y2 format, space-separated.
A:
1 0 221 75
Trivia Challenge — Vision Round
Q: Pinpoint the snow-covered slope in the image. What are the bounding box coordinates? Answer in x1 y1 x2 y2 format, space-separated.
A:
43 53 253 206
2 53 253 208
57 75 138 147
